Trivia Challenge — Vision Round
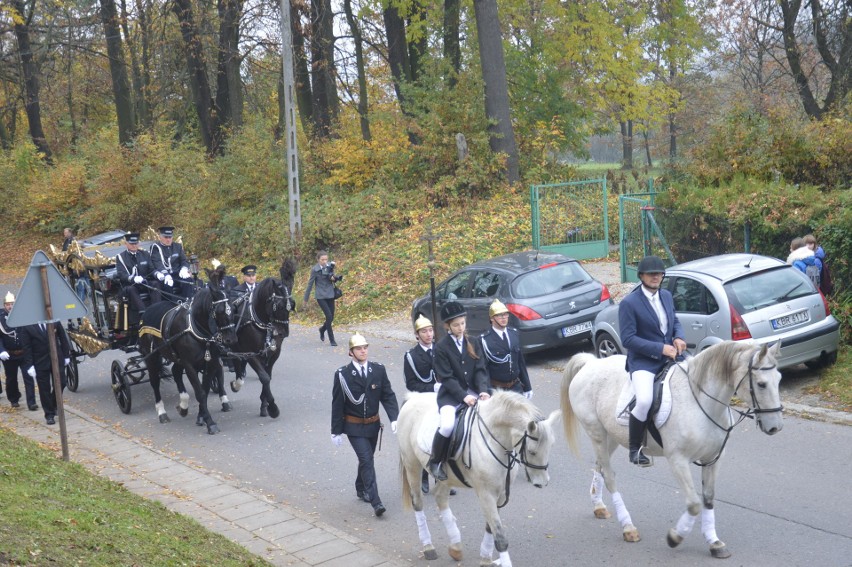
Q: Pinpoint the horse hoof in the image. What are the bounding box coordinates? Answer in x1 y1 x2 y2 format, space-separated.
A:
423 545 438 561
260 406 268 418
709 541 731 558
177 406 188 418
230 380 241 392
221 402 232 412
448 543 463 561
267 403 280 419
593 506 611 519
666 528 683 548
159 414 171 424
623 525 641 542
208 424 220 435
479 557 496 566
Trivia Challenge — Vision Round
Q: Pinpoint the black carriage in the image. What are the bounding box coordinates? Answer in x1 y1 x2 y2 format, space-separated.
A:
47 229 203 414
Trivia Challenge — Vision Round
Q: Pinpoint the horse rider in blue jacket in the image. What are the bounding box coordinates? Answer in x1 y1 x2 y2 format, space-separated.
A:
618 255 686 466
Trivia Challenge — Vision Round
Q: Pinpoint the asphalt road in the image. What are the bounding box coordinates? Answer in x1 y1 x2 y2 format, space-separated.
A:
60 325 851 566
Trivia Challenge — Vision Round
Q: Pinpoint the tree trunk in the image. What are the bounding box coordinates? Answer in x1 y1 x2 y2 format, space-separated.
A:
643 129 652 167
289 0 313 130
11 0 52 162
172 0 220 155
0 113 10 150
64 8 78 147
443 0 460 87
100 0 137 145
343 0 370 141
383 6 411 108
134 0 153 130
407 0 427 83
778 0 823 119
310 0 337 137
621 120 633 170
472 0 519 184
215 0 244 132
120 0 151 130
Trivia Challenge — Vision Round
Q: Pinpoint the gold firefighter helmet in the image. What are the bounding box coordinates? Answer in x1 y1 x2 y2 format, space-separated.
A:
349 333 369 350
414 314 433 332
489 299 509 318
4 291 14 303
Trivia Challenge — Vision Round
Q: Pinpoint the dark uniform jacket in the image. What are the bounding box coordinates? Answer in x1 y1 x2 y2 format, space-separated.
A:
19 323 71 373
0 311 24 359
116 249 157 286
619 285 685 375
332 361 399 438
404 344 437 393
433 334 489 408
480 327 531 392
150 241 190 277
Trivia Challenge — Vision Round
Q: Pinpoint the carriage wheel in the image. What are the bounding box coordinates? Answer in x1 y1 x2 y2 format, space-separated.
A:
111 360 132 414
66 356 80 392
125 358 147 384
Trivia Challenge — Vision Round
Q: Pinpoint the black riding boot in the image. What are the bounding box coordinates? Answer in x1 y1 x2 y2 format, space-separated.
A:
628 415 651 467
428 431 449 481
421 469 430 494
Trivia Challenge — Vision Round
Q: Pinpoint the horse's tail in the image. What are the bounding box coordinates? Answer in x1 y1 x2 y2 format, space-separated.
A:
400 453 413 512
561 353 596 457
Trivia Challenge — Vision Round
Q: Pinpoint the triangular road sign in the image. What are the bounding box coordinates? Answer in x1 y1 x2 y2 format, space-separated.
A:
6 250 89 327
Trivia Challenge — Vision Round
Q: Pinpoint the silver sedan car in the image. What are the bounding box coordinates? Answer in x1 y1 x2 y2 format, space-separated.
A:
592 254 839 370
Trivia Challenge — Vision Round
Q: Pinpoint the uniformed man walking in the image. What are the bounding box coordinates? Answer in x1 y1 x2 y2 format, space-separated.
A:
480 300 532 398
331 333 400 517
150 226 193 300
0 292 37 410
404 315 441 494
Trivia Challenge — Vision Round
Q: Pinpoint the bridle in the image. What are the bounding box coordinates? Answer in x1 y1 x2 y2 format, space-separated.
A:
686 351 783 466
466 404 549 508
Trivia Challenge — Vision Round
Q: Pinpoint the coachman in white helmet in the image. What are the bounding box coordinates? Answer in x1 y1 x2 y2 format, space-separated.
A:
0 291 37 410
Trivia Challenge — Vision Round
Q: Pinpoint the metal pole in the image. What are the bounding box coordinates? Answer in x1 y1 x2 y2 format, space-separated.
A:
420 225 441 334
39 265 70 461
279 0 302 242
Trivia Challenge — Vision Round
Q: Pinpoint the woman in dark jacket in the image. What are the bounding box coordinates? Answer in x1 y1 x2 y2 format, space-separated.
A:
426 301 490 481
303 251 342 346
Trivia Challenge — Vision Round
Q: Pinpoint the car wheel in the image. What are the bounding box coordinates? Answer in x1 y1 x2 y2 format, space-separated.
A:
594 332 621 359
803 350 838 370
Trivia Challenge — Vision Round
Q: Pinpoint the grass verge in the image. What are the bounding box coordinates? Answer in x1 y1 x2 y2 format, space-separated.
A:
806 345 852 412
0 426 271 566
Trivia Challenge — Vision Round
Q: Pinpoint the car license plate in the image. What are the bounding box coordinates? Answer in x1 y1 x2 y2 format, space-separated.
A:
559 321 593 338
771 310 810 330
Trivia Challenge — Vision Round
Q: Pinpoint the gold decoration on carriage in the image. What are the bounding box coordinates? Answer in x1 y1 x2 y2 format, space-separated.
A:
66 317 110 356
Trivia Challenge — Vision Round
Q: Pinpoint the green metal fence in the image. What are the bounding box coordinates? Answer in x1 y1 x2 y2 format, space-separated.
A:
530 178 608 260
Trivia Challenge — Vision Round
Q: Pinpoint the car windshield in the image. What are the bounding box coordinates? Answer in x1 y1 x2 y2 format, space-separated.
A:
511 261 592 298
723 267 815 314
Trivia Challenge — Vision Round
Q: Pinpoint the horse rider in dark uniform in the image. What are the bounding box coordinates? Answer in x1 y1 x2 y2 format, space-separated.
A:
1 292 38 410
480 299 533 398
116 232 161 327
331 333 400 518
618 255 686 466
20 320 71 425
427 301 490 481
150 226 193 300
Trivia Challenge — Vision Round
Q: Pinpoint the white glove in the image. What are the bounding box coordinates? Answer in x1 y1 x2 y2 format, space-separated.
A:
524 390 533 400
0 351 9 361
164 275 174 287
391 421 398 434
156 272 165 281
133 275 144 284
64 358 70 366
433 382 441 393
179 267 191 279
27 366 36 378
331 434 343 447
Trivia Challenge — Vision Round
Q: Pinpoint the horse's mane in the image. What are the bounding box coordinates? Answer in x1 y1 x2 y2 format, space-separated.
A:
687 341 761 389
280 258 296 291
479 391 542 427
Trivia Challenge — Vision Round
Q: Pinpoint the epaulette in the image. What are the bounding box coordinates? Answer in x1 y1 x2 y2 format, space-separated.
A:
370 361 385 368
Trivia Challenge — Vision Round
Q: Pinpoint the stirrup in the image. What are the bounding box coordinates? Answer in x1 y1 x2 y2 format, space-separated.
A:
429 461 448 481
630 449 652 467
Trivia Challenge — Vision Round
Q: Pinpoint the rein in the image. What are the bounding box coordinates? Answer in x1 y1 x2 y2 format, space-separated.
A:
684 353 783 467
186 292 234 361
226 281 291 359
467 404 548 508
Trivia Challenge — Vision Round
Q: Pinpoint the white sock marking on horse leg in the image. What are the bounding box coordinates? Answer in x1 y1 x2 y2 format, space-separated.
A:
499 550 512 567
179 392 189 409
701 508 719 543
155 401 166 415
440 508 461 544
414 510 432 546
676 510 697 538
590 470 606 508
479 531 494 560
611 492 633 528
220 394 229 403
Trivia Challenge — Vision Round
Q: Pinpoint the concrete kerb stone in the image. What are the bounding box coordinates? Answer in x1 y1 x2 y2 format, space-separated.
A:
0 403 405 567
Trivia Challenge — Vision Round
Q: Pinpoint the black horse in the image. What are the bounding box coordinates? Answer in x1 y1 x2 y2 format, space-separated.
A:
138 270 237 434
223 259 296 418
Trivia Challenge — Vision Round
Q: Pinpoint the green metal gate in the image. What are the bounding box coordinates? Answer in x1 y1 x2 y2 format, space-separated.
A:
530 178 608 260
618 191 676 282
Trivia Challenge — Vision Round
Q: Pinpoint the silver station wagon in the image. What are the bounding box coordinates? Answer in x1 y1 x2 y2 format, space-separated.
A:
411 251 613 354
592 254 839 370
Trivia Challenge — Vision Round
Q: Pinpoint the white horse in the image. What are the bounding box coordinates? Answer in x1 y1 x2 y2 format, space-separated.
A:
397 391 560 567
560 341 783 558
